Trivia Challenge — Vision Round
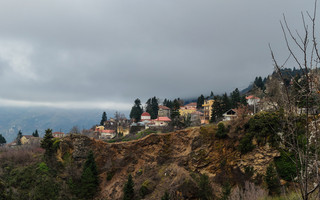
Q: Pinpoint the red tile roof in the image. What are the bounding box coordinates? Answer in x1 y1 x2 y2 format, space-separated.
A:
159 105 170 110
141 112 151 116
185 102 197 107
101 130 115 133
246 95 260 100
154 117 171 122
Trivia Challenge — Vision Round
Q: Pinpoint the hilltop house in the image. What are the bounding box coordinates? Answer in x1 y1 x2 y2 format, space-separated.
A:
158 105 171 118
153 117 171 127
53 132 65 138
141 112 151 121
99 129 116 139
223 109 237 121
246 95 260 113
21 135 41 145
179 102 197 116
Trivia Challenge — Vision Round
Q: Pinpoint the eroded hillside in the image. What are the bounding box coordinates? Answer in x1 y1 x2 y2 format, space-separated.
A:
57 126 279 199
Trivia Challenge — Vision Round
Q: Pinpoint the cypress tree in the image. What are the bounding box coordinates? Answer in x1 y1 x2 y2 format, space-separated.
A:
100 112 107 126
123 174 134 200
16 130 22 145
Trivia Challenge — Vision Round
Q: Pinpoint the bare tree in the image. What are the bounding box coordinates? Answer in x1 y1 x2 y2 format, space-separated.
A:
269 1 320 199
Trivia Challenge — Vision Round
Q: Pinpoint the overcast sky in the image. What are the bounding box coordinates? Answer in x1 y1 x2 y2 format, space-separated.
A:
0 0 316 110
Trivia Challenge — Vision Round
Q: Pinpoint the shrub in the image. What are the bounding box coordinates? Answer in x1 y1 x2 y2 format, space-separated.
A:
216 123 227 139
238 133 255 154
274 150 297 181
265 163 281 196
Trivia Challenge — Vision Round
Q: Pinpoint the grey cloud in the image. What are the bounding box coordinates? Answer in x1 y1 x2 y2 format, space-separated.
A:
0 0 315 108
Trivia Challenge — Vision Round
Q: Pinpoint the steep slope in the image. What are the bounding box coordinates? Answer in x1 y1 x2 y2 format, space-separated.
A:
57 126 279 199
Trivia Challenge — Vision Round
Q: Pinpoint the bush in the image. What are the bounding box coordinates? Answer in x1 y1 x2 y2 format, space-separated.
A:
216 123 227 139
274 150 297 181
265 163 281 196
238 133 255 154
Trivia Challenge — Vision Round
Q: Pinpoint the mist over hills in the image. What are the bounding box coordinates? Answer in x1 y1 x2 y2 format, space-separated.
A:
0 107 126 143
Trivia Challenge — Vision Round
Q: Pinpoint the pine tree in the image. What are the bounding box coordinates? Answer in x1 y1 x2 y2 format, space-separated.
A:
123 174 134 200
100 111 107 126
0 134 6 146
32 129 39 137
129 99 143 122
80 151 99 199
41 129 54 157
16 130 22 145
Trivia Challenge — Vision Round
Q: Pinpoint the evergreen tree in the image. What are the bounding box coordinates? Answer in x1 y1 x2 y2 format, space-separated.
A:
197 94 205 109
80 151 99 199
32 129 39 137
100 111 107 126
254 76 265 90
123 174 134 200
129 99 143 122
0 134 6 146
265 163 281 196
221 93 231 112
230 88 241 108
145 96 159 119
41 129 54 157
163 99 173 109
211 96 223 123
16 130 22 145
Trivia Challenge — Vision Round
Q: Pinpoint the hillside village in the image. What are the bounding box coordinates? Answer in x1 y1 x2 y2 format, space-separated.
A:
2 67 320 199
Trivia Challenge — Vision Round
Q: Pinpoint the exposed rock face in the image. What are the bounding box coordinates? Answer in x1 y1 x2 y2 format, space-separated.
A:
57 127 279 200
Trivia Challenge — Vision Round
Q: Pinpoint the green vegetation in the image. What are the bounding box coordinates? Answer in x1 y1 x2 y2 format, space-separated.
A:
79 151 99 199
100 111 107 125
123 174 134 200
41 129 55 158
274 150 297 181
198 174 212 200
215 123 227 139
238 133 255 154
32 129 39 137
129 98 143 122
16 130 22 145
145 96 159 119
265 163 281 196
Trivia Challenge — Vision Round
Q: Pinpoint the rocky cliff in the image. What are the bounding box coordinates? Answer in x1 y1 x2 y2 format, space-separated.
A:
57 126 279 199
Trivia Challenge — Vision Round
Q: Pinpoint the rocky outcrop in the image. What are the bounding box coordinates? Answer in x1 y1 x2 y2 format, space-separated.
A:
57 127 279 200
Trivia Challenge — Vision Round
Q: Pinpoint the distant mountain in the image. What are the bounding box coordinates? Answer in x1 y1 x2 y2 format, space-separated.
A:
0 107 128 143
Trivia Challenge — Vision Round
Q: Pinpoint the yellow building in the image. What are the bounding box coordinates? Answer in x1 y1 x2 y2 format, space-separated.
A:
202 99 214 124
